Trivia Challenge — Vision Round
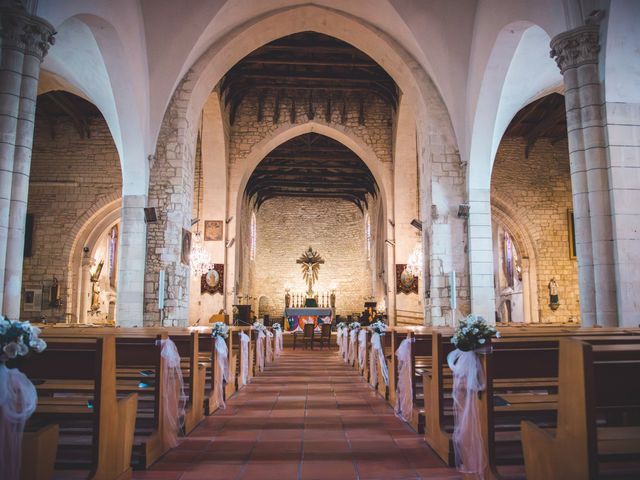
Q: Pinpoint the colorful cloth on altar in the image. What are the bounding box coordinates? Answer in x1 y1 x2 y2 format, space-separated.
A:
285 315 332 332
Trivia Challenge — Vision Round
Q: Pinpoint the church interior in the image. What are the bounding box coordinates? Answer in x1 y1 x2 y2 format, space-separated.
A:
1 0 640 479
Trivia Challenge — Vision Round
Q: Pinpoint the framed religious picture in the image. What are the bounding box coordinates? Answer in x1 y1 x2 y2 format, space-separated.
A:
567 209 576 259
201 264 224 294
181 228 192 266
396 264 418 294
204 220 223 241
23 286 43 312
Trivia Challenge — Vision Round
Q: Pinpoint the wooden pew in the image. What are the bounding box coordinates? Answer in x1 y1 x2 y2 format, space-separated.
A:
16 336 138 479
20 424 59 480
521 338 640 480
40 328 189 469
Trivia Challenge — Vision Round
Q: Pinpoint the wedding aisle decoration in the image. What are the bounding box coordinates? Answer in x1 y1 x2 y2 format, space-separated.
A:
160 337 187 448
336 322 347 360
272 323 283 358
210 322 230 410
357 328 367 372
368 320 389 388
447 315 499 477
238 331 250 388
253 322 267 372
395 334 413 422
265 327 274 364
348 322 360 366
0 317 47 480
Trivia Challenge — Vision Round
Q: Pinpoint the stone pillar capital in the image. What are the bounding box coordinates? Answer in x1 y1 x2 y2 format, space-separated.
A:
0 3 55 60
550 25 600 74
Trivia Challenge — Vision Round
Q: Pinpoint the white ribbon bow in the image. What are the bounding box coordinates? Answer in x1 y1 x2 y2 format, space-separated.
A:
369 332 389 387
256 331 265 372
348 329 358 365
0 363 37 480
160 339 186 448
274 329 283 358
212 336 230 411
394 336 413 422
265 330 274 364
447 348 488 476
357 330 367 372
337 328 345 357
238 332 250 388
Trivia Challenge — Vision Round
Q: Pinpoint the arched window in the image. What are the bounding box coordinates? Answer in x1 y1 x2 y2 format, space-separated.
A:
250 212 257 261
365 213 372 260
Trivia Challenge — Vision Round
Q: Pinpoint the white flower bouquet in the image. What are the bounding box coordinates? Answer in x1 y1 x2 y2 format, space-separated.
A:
211 322 229 339
450 314 500 352
348 321 361 330
0 316 46 361
369 320 387 336
252 321 267 333
272 323 282 331
336 322 347 330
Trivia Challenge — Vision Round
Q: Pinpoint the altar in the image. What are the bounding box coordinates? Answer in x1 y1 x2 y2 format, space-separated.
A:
284 307 333 331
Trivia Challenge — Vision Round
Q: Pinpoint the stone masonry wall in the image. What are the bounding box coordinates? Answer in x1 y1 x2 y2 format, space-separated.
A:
22 115 121 322
250 197 372 318
491 137 580 323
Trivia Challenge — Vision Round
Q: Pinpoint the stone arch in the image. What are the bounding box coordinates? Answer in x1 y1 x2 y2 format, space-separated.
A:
65 195 121 322
148 5 460 325
491 195 540 323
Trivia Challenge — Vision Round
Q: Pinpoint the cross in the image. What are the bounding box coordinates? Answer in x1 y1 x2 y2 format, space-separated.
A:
296 246 325 296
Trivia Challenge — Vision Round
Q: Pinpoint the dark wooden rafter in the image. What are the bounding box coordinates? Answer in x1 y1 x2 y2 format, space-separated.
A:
504 93 568 158
220 32 399 125
36 91 100 139
244 133 378 212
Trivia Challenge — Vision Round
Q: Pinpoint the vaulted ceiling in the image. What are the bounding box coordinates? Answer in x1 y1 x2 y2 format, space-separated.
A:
220 31 399 124
36 91 102 139
245 133 378 211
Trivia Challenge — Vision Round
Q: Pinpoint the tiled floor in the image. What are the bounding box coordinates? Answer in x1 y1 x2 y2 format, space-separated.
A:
133 347 460 480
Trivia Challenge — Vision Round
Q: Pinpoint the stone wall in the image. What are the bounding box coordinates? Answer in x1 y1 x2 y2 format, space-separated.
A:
491 137 580 323
22 115 121 322
250 197 372 318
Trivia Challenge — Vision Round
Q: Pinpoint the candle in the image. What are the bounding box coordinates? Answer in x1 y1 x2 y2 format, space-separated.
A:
450 271 457 311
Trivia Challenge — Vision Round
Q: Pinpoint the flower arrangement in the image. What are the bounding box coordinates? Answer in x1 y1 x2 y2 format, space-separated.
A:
252 321 267 333
348 321 361 330
369 320 387 336
336 322 347 330
0 316 47 361
272 323 282 331
450 315 500 352
211 322 229 339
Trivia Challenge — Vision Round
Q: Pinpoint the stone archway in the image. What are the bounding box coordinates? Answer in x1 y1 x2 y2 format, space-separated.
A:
146 5 460 326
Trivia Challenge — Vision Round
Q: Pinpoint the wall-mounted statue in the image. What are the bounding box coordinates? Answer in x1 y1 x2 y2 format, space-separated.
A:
548 278 560 311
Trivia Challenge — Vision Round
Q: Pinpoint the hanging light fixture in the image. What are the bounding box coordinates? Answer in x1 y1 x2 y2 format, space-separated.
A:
406 242 423 278
190 129 213 276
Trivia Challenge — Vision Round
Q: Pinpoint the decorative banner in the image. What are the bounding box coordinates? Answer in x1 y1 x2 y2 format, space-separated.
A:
201 264 224 295
181 228 192 266
396 264 418 294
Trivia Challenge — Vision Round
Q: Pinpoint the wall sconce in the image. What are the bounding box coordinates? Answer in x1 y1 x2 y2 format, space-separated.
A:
411 219 423 231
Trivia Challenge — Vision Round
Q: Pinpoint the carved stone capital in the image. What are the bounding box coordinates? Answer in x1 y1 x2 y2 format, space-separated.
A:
550 25 600 74
0 3 55 61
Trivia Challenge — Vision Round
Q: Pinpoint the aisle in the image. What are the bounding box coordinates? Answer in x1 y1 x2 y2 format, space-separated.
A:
134 348 460 480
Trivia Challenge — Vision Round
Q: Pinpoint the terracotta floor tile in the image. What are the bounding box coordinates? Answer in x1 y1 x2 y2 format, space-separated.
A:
301 459 357 480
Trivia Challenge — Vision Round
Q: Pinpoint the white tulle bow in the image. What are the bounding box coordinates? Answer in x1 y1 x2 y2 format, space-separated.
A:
394 336 413 422
369 332 389 387
348 329 357 365
256 331 265 372
447 348 488 476
212 336 230 411
274 329 283 358
238 332 250 387
0 363 37 480
337 328 345 357
160 339 186 448
357 330 367 372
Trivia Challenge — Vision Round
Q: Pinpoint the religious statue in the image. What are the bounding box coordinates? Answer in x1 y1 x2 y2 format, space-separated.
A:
296 246 324 297
89 260 104 313
284 290 291 309
548 278 559 311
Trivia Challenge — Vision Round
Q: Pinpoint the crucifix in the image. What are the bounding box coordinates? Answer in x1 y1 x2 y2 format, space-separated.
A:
296 246 325 297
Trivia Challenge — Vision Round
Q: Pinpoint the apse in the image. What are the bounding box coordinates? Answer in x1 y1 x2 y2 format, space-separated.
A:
241 133 382 318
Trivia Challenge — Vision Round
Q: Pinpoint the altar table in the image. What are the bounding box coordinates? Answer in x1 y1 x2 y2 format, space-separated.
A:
284 308 333 331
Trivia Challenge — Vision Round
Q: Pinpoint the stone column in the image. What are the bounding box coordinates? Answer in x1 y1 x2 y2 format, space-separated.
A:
467 188 495 322
115 194 147 326
0 3 54 319
551 25 617 327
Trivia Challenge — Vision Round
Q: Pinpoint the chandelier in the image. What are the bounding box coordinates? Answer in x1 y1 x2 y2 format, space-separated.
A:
190 231 213 276
406 242 423 277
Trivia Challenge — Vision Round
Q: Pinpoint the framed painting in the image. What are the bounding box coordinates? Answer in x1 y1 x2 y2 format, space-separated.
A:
181 228 192 266
204 220 223 241
23 286 43 312
201 264 224 295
